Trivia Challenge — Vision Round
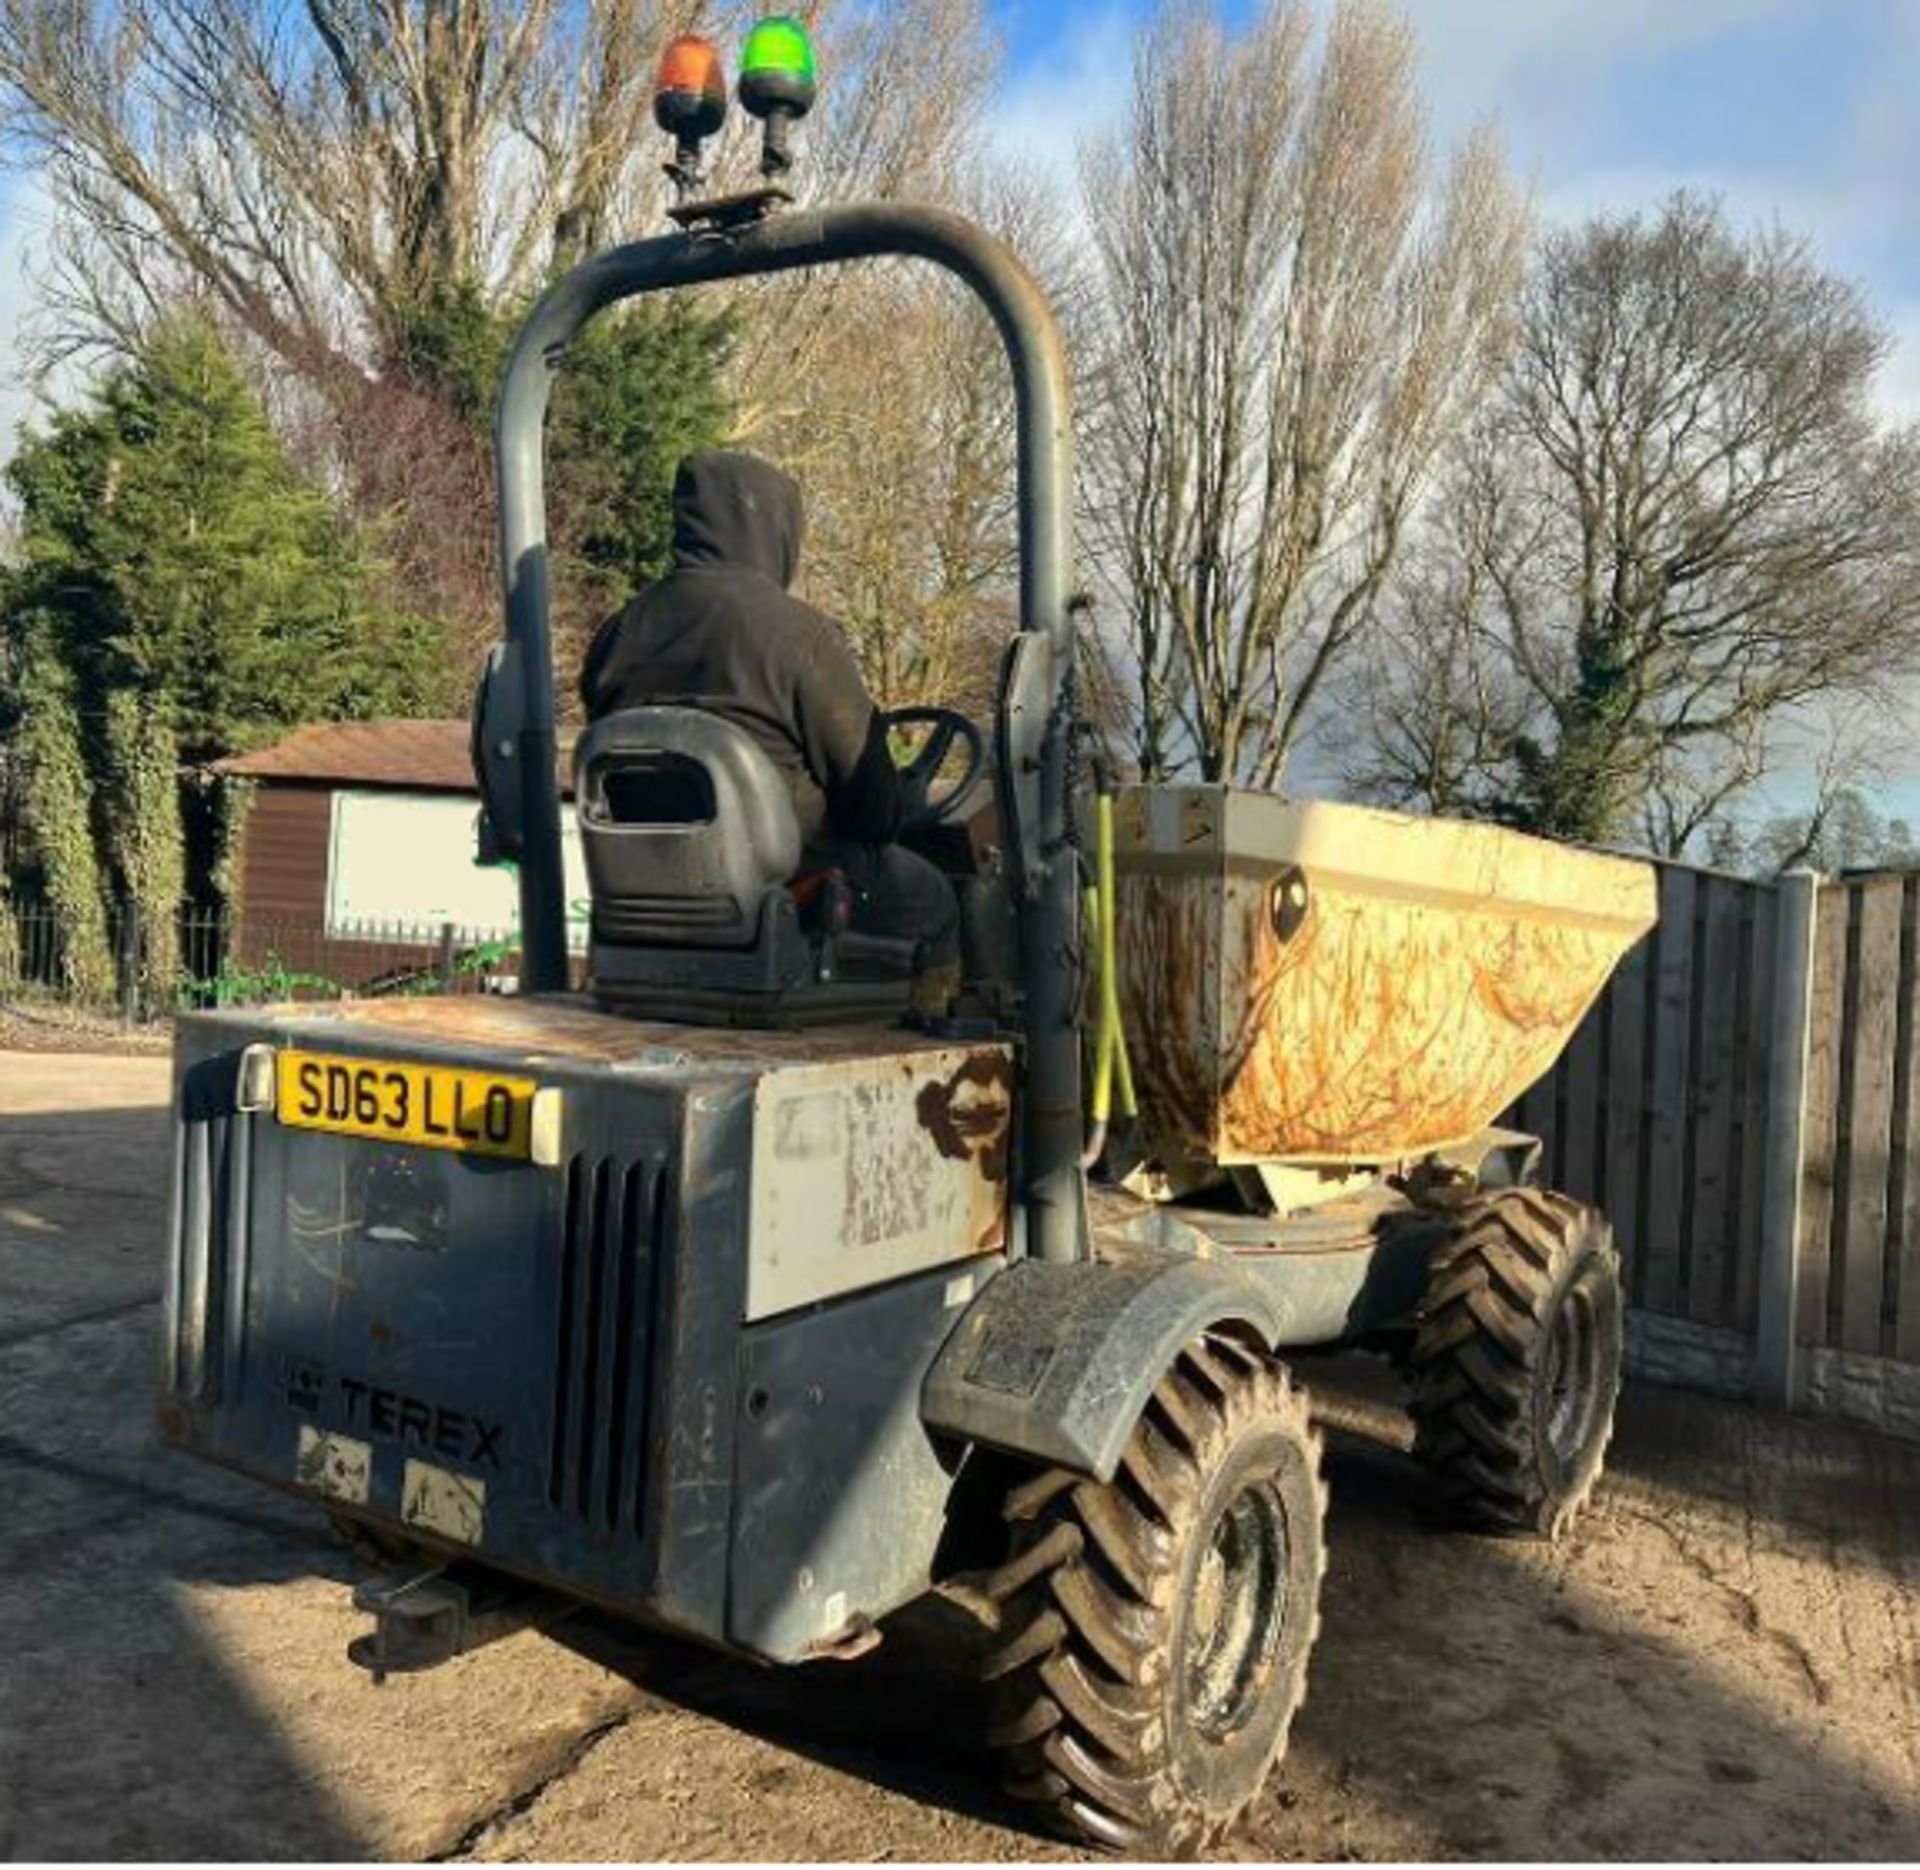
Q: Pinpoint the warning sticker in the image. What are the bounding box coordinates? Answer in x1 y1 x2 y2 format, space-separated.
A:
295 1426 372 1504
401 1459 486 1545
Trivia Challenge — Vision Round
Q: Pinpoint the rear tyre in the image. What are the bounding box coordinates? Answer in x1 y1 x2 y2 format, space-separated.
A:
981 1337 1326 1856
1407 1188 1622 1539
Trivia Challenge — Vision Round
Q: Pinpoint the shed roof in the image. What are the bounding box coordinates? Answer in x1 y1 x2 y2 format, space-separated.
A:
218 720 477 791
218 719 578 796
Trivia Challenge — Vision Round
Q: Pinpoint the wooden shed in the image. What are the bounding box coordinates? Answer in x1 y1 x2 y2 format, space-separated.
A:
216 720 583 991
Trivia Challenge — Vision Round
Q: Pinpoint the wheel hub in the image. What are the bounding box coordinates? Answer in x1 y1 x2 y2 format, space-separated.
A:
1542 1270 1606 1467
1183 1477 1290 1742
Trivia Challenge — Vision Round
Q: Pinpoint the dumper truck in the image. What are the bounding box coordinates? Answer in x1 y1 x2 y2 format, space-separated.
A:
156 21 1657 1854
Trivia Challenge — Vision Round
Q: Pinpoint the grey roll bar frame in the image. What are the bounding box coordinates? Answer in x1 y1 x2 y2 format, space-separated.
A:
487 201 1086 1264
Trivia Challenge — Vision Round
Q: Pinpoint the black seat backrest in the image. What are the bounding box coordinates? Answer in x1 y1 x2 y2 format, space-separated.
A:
575 707 801 948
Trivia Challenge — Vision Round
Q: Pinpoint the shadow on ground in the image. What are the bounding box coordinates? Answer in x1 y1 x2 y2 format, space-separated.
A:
0 1375 366 1860
0 1094 369 1859
555 1370 1920 1862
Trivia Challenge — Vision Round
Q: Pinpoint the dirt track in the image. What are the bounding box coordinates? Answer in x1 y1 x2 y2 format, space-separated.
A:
3 1050 1918 1861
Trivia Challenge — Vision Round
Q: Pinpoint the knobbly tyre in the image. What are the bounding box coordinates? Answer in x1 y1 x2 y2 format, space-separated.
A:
157 17 1656 1855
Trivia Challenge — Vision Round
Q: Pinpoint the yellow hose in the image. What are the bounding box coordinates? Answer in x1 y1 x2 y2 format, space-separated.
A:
1087 790 1137 1127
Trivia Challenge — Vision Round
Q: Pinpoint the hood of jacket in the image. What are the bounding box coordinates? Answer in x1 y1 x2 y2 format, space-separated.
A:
670 449 805 588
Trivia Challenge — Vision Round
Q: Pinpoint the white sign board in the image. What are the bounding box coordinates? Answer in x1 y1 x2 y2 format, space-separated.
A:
325 790 591 949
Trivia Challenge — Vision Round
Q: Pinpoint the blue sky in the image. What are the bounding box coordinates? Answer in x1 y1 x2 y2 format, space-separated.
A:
989 0 1920 821
3 0 1918 809
5 3 1917 439
991 0 1920 417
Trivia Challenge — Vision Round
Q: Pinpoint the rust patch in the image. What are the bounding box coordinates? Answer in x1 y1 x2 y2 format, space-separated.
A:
915 1053 1014 1184
1115 874 1221 1157
1119 865 1643 1165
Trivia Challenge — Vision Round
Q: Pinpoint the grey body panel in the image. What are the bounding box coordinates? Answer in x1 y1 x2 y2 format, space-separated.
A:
160 998 1006 1663
730 1257 999 1659
1093 1189 1447 1344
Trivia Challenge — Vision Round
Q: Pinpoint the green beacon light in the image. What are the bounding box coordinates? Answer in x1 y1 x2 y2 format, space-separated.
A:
738 15 817 177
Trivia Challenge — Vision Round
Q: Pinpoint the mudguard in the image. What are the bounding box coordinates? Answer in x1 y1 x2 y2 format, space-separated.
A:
920 1244 1286 1482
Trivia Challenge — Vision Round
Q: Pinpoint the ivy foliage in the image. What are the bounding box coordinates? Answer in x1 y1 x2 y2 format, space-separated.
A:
0 862 16 992
207 772 258 914
6 613 115 998
101 687 186 1000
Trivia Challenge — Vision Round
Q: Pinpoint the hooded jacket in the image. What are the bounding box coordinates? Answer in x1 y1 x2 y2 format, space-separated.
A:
579 451 902 850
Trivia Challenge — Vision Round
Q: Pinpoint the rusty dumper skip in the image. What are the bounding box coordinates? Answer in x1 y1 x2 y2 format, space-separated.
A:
157 22 1656 1856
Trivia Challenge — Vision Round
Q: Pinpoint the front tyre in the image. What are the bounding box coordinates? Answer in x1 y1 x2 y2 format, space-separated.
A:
1407 1189 1623 1538
982 1337 1326 1856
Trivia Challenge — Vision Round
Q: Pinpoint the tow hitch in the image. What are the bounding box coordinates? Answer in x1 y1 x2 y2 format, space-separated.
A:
348 1565 555 1685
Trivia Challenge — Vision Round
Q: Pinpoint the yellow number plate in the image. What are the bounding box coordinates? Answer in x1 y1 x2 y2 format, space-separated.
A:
275 1049 536 1161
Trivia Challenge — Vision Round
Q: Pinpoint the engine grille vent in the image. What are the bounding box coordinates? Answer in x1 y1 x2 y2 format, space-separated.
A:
548 1150 671 1531
166 1104 248 1402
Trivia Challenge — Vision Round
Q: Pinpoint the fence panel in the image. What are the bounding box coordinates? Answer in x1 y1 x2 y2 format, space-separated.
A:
1685 882 1745 1323
1897 886 1920 1364
1602 944 1651 1284
1640 867 1698 1312
1734 889 1779 1332
1509 863 1782 1338
1799 873 1920 1367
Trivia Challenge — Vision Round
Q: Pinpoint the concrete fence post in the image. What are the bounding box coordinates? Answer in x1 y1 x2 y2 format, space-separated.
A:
1756 867 1821 1410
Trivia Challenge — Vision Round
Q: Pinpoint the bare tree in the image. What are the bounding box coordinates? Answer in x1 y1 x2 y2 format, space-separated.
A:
718 0 1001 421
1692 700 1914 874
1079 0 1527 785
1 0 608 373
0 0 994 377
0 0 1004 688
1340 537 1529 815
764 162 1084 713
1378 192 1920 849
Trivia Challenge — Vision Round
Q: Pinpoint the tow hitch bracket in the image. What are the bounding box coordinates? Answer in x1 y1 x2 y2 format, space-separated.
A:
347 1566 542 1685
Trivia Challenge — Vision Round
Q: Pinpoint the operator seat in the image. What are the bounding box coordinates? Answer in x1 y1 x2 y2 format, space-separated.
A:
575 707 916 1025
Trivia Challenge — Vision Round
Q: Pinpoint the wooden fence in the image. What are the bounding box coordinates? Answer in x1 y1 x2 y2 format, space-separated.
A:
1511 861 1920 1435
1799 874 1920 1368
1514 863 1781 1339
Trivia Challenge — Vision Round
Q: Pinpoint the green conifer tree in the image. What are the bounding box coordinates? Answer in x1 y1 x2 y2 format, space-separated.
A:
2 313 438 938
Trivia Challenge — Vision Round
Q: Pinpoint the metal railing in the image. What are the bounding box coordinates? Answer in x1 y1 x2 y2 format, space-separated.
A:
3 899 525 1023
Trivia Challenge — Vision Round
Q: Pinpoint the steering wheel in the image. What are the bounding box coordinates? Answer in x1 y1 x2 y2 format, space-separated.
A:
884 705 986 828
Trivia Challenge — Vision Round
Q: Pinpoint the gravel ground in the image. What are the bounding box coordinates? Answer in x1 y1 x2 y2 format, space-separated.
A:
2 1049 1917 1862
0 1002 172 1056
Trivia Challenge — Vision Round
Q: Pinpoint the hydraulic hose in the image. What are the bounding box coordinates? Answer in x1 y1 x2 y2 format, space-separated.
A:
1081 782 1137 1168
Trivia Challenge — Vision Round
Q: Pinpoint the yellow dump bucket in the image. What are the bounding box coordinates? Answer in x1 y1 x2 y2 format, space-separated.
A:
1113 787 1657 1168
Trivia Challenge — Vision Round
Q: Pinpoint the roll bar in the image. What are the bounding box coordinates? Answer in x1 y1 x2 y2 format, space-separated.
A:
482 201 1086 1263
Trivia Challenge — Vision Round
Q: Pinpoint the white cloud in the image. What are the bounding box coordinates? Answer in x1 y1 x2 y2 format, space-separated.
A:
1406 0 1794 144
1406 0 1920 435
987 2 1137 187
